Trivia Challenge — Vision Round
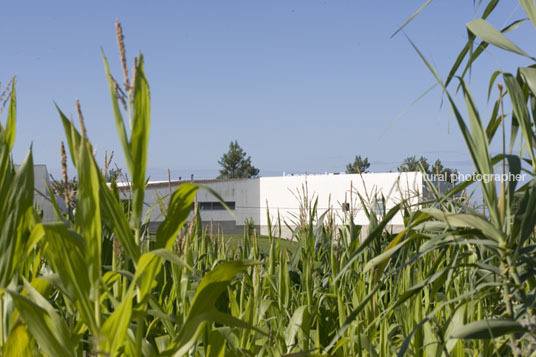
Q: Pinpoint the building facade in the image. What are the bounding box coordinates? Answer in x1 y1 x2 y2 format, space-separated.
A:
119 172 423 238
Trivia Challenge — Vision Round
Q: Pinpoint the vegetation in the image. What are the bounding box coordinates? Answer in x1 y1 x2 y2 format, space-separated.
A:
430 159 458 181
217 140 260 179
345 155 370 174
1 1 536 356
398 156 457 178
398 155 431 173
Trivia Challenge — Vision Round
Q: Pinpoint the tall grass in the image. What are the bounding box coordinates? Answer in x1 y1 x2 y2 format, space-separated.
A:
1 1 536 355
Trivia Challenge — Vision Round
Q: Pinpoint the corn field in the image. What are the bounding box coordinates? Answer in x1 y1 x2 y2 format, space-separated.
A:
1 1 536 356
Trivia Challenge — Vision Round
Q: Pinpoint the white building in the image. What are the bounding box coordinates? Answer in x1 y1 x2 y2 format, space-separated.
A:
118 172 424 238
15 164 67 221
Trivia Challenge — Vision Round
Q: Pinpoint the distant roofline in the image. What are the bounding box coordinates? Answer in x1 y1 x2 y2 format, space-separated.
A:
115 177 244 191
114 172 420 191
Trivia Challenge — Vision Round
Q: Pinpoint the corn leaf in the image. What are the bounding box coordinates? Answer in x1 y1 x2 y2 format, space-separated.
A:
167 260 258 355
102 51 132 175
0 150 33 287
75 138 102 286
36 223 97 334
5 289 75 357
101 289 134 355
3 323 32 357
156 183 198 250
130 55 151 228
4 82 16 149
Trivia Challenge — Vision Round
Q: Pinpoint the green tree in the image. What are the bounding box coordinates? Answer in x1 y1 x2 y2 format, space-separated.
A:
345 155 370 174
218 140 259 179
430 159 458 182
398 155 430 173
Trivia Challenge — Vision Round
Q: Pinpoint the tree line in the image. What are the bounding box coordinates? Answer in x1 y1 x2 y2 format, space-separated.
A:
216 142 458 179
50 142 458 191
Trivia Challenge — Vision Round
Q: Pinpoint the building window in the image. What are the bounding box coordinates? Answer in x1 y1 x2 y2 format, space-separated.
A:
373 196 384 215
197 201 235 210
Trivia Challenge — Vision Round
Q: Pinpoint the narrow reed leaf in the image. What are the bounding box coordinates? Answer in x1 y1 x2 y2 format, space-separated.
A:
466 19 534 60
451 319 527 339
520 0 536 30
391 0 432 38
504 73 536 169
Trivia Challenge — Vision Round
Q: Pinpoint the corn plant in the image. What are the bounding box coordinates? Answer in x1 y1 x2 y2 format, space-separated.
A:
1 2 536 356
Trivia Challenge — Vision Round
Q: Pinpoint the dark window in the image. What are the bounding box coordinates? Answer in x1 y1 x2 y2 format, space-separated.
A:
212 202 224 210
195 201 235 211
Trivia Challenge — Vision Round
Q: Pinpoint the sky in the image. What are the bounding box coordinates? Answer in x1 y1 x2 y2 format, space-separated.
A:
1 0 535 180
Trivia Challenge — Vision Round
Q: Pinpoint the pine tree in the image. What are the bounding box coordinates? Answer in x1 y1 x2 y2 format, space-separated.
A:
217 141 260 179
345 155 371 174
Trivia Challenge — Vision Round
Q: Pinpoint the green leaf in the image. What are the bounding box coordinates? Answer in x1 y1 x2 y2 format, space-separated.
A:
150 248 194 273
75 138 102 286
166 260 258 355
35 223 97 334
334 203 401 283
391 0 432 38
100 182 140 262
458 80 499 224
451 319 527 339
423 208 504 243
4 82 16 149
132 248 195 303
504 73 536 169
133 252 162 304
466 19 534 60
445 0 499 87
5 289 75 357
156 183 198 249
407 35 501 225
22 278 73 352
364 229 410 273
130 55 151 228
520 0 536 30
56 105 82 167
101 50 132 175
0 150 34 287
512 179 536 248
3 323 32 357
324 284 381 353
285 305 309 351
101 289 134 356
519 67 536 98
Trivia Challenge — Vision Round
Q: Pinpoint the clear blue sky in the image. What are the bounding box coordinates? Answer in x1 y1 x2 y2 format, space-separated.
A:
1 0 534 180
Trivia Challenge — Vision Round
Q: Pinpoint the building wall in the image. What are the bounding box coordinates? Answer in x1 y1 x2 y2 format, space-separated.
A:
25 164 66 221
134 172 423 238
